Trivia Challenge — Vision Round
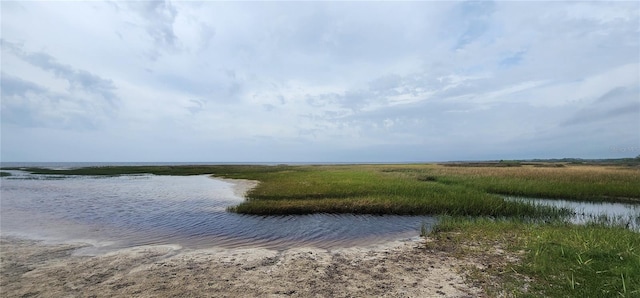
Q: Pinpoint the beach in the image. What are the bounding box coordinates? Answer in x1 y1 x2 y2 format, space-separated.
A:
0 236 483 297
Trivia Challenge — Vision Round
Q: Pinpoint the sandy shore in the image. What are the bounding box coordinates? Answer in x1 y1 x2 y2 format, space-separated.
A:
0 177 484 297
0 236 483 297
213 176 260 199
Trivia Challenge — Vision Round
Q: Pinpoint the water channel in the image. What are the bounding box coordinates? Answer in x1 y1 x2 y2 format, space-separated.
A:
505 196 640 230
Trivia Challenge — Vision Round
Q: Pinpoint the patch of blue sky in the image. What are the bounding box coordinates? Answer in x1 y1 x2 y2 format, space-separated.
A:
451 1 496 50
499 51 525 68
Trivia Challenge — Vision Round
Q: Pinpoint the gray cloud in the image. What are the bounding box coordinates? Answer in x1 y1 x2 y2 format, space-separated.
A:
561 86 639 127
0 73 46 96
1 40 118 104
1 42 119 130
1 82 116 131
113 0 179 60
140 0 178 47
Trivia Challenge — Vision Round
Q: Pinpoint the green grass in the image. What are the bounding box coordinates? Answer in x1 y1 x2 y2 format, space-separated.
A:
12 164 639 216
429 217 640 297
383 164 640 203
0 171 12 177
224 166 568 217
437 166 640 201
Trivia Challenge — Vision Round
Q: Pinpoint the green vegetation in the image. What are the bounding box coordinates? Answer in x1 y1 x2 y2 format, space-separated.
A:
429 164 640 203
429 217 640 297
12 163 640 215
0 171 12 177
224 166 566 217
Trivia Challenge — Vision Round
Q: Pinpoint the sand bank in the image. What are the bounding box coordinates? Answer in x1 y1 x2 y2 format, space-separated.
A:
212 176 260 199
0 236 482 297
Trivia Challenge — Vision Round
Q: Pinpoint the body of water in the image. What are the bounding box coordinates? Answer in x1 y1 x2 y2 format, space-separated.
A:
505 196 640 230
0 170 434 252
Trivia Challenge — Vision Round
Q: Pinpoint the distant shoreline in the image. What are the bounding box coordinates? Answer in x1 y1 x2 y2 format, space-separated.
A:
2 156 638 169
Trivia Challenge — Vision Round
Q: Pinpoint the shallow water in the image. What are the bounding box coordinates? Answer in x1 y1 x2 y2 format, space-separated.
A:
0 171 434 251
505 196 640 230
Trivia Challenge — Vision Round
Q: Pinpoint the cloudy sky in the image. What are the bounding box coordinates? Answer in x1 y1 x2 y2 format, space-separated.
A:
1 1 639 162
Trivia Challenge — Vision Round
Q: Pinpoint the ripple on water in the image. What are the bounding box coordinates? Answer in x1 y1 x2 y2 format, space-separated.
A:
1 172 434 251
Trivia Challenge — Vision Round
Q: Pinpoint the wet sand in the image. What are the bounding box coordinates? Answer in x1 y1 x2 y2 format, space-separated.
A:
0 236 482 297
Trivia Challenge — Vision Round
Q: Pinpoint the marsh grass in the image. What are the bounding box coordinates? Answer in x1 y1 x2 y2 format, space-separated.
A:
225 166 569 217
582 213 640 232
429 217 640 297
384 164 640 203
15 164 639 216
441 165 640 202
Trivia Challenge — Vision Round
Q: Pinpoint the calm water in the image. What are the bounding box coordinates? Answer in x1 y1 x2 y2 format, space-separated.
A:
505 196 640 230
0 170 434 252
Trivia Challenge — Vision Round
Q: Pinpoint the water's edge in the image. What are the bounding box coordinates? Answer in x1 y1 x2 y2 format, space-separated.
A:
1 172 435 253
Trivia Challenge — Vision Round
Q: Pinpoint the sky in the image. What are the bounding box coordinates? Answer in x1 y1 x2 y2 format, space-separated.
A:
1 1 639 162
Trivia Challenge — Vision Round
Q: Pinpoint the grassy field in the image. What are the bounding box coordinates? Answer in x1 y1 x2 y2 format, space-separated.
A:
432 164 640 202
429 217 640 297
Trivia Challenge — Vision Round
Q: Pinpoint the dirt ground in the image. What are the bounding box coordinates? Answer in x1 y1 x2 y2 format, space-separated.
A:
0 236 484 297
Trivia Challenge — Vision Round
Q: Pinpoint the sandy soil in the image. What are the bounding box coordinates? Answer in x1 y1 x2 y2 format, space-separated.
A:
214 177 260 199
0 236 484 297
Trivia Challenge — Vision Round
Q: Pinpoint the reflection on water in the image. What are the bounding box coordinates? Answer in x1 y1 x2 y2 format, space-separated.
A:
1 171 434 251
505 196 640 230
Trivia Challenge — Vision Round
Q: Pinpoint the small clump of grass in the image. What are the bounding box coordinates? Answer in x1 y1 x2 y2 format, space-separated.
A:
0 171 12 177
416 175 438 182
